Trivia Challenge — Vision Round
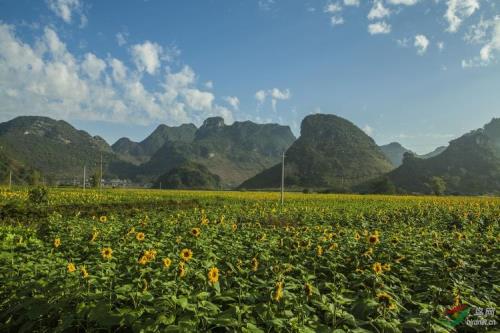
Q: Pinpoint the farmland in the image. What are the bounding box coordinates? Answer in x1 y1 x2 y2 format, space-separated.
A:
0 188 499 332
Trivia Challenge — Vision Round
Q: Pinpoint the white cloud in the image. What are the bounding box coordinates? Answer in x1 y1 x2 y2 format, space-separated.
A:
205 81 214 89
363 125 374 136
131 41 164 75
0 23 233 126
116 32 128 46
269 88 291 100
184 89 214 111
444 0 480 33
462 17 500 67
255 88 291 111
255 90 267 103
331 16 345 26
325 3 342 13
437 41 445 51
464 17 492 44
258 0 275 11
47 0 86 26
414 34 429 55
368 1 391 20
224 96 240 110
368 21 391 34
387 0 418 5
324 2 344 26
81 53 106 80
343 0 360 7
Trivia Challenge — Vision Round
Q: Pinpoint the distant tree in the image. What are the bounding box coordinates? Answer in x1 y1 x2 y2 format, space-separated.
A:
90 171 101 188
372 177 397 194
428 176 447 196
27 170 41 186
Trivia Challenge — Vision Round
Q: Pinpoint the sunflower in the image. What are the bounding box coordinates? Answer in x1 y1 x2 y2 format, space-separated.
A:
67 262 76 273
90 230 99 242
232 224 238 232
138 255 148 265
304 283 313 297
81 266 89 278
101 247 113 260
178 262 187 278
395 256 405 263
316 245 324 257
329 243 338 250
136 232 145 241
99 215 107 223
363 247 373 257
180 248 193 262
273 281 284 302
382 263 391 272
354 232 361 241
144 249 157 261
368 233 380 244
162 258 172 268
191 228 201 237
251 257 259 272
54 238 61 248
373 262 383 275
176 236 182 244
208 267 219 284
376 291 393 306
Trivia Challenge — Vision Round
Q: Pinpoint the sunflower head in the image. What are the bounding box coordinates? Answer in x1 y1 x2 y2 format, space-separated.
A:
101 247 113 260
382 263 391 272
368 233 380 244
99 215 107 223
180 248 193 262
273 281 284 302
316 245 323 257
144 249 157 261
178 262 187 277
67 262 76 273
376 291 393 306
373 262 383 275
191 228 201 237
162 258 172 268
138 255 148 265
136 232 145 241
208 267 219 284
251 257 259 272
92 231 100 242
80 266 89 278
232 224 238 232
354 232 361 241
304 283 313 297
54 238 61 248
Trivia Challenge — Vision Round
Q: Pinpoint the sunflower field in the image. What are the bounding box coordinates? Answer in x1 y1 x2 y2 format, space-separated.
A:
0 188 499 332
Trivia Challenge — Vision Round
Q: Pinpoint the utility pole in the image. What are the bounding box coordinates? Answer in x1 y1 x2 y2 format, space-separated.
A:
280 151 285 205
100 153 103 191
9 170 12 190
83 165 86 191
159 182 162 190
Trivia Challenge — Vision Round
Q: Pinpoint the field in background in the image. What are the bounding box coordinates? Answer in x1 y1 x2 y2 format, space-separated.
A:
1 188 499 332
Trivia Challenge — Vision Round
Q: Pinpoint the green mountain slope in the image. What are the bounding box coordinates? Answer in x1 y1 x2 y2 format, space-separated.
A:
140 117 296 188
0 116 131 181
240 114 393 190
388 118 500 195
379 142 413 167
379 142 447 167
112 123 197 164
153 161 221 190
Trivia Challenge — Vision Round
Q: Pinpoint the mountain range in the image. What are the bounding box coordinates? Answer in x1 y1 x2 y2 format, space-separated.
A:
1 114 499 195
239 114 393 190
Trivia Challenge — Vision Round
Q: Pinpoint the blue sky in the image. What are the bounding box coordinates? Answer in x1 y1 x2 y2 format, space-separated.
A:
0 0 499 153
